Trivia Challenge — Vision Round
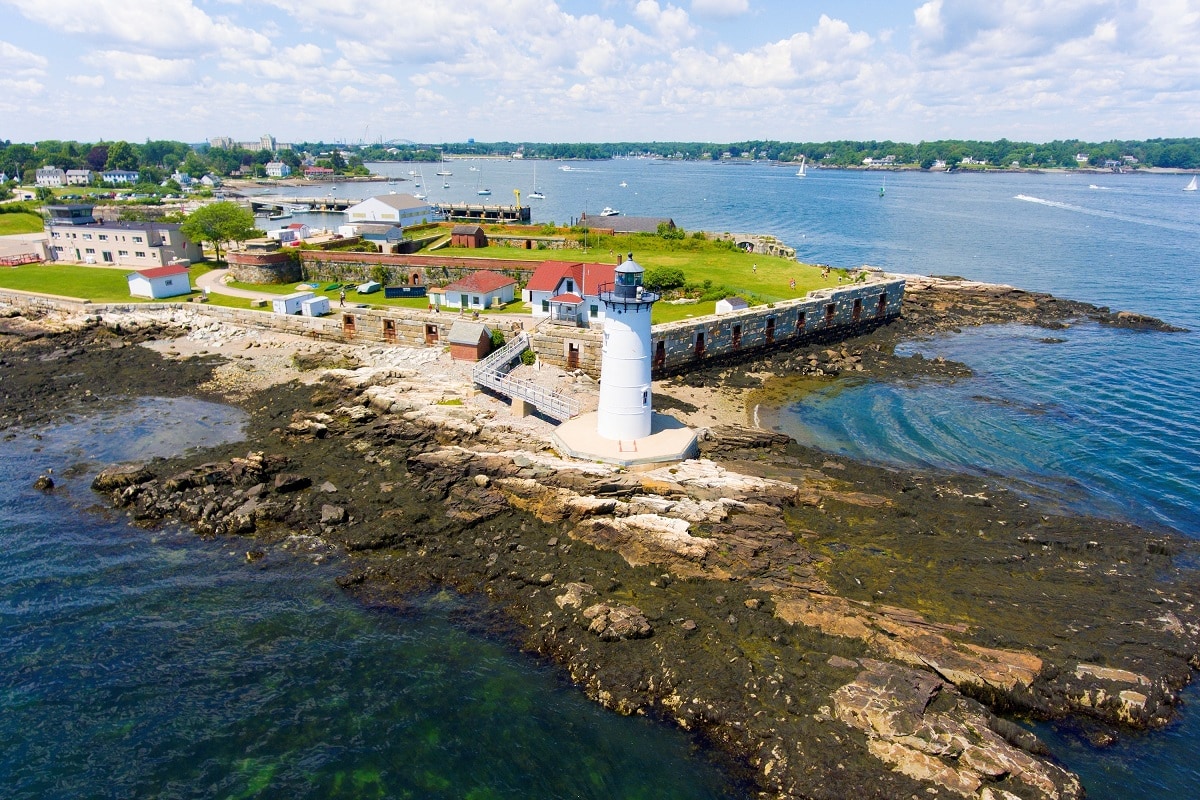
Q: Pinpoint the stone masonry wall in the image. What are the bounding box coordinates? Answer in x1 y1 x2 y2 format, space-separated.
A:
0 276 904 382
650 277 906 376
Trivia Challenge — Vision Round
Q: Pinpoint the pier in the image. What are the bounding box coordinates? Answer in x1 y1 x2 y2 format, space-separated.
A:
246 196 530 224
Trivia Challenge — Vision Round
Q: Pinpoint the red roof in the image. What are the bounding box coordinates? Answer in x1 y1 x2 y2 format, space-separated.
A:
444 270 516 294
550 292 583 303
129 265 189 279
526 260 614 296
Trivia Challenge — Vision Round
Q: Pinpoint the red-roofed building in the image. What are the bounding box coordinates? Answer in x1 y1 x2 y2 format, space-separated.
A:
440 270 517 311
523 260 616 327
126 264 191 299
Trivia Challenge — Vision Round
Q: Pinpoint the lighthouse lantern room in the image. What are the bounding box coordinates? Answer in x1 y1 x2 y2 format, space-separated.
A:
596 254 660 441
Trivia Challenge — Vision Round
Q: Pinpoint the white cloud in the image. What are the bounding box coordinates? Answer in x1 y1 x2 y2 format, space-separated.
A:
67 74 106 88
4 0 271 55
690 0 749 15
83 51 196 83
0 40 48 76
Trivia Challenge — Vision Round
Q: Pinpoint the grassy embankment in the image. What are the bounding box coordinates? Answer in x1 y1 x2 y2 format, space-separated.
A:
0 212 45 236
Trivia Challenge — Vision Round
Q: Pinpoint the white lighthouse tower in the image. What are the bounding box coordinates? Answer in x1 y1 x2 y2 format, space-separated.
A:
596 254 659 441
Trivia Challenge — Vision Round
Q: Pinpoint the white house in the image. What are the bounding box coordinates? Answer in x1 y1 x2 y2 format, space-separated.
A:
65 169 93 186
265 161 291 178
200 174 222 188
126 265 191 299
344 194 436 228
439 270 516 310
102 169 140 185
36 167 66 187
523 260 616 327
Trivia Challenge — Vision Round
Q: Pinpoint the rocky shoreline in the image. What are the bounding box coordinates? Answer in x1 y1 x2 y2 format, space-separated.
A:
3 278 1198 800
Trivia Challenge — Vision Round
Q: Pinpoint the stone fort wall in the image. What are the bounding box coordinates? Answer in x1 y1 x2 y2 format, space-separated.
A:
0 276 904 381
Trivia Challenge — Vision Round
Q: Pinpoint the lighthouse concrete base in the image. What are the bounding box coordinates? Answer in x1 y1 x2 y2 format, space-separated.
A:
551 412 699 468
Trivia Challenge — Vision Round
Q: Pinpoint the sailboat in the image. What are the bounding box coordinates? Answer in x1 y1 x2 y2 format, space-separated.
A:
1185 175 1198 192
436 153 452 177
413 168 427 200
476 165 491 196
528 162 545 199
795 155 807 177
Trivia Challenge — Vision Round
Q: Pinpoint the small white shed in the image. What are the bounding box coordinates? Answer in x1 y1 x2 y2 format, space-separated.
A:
272 291 316 315
301 296 331 317
127 265 191 299
715 296 750 315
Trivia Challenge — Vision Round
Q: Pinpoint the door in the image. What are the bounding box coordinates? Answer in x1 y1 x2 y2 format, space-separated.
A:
695 332 705 357
383 318 396 343
342 314 356 337
852 298 862 323
876 293 888 319
765 317 775 344
425 323 439 345
566 342 579 369
654 340 665 370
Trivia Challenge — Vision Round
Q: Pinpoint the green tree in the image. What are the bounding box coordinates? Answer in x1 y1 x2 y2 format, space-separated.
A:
180 201 257 264
105 140 137 171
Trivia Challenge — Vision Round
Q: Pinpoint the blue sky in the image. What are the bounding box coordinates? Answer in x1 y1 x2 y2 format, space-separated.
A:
2 0 1197 145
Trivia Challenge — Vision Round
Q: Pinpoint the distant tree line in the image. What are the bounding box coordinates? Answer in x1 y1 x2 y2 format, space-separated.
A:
3 136 1198 187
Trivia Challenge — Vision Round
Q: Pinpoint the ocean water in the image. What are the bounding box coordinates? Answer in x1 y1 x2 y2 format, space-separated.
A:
0 399 744 799
21 160 1200 796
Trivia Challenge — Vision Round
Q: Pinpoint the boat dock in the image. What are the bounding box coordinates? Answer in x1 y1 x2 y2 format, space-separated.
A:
245 197 529 223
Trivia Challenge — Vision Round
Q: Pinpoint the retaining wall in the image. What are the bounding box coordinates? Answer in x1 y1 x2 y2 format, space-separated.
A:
0 276 904 381
526 277 905 377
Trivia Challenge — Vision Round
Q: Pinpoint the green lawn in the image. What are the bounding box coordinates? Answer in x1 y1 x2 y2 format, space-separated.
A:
435 231 846 303
0 213 44 235
0 262 216 303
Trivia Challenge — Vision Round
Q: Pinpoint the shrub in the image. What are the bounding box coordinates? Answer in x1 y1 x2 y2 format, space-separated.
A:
490 328 506 347
520 348 537 366
643 266 685 291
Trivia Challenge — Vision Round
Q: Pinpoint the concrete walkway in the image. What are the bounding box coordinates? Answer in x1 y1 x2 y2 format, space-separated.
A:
194 268 279 301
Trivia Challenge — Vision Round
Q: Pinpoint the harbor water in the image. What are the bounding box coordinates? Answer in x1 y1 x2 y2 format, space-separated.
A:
9 160 1200 797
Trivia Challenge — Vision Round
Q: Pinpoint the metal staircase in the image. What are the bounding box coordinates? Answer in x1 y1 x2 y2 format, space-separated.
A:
471 332 581 422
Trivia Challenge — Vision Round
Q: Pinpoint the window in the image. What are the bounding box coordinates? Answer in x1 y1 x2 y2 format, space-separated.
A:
118 250 128 256
135 251 146 258
566 279 574 292
164 279 174 286
83 233 93 240
541 299 549 312
85 247 95 254
99 235 108 241
133 236 144 243
472 295 480 306
589 304 598 318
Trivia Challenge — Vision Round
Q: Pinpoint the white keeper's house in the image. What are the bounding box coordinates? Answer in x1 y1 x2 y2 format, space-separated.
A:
523 260 616 327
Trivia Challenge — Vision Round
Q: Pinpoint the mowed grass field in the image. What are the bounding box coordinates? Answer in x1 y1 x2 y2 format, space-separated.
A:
0 262 217 303
0 213 45 236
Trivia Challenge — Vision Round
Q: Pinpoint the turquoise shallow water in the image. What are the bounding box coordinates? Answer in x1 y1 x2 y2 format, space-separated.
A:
0 400 744 799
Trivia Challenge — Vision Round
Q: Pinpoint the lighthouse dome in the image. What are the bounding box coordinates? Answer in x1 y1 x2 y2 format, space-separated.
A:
614 254 643 276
